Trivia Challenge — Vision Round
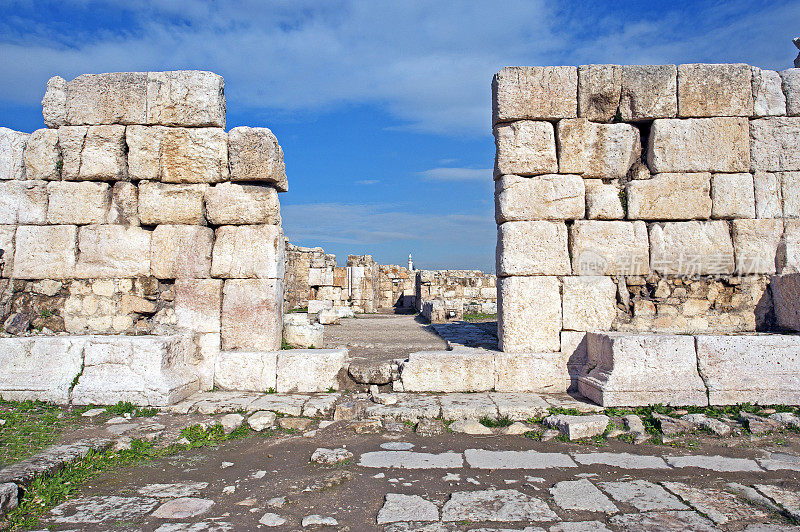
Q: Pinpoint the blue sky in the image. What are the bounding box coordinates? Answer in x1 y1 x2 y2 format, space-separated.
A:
1 1 799 271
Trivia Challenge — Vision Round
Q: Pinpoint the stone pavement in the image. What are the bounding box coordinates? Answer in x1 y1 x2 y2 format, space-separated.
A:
31 422 800 531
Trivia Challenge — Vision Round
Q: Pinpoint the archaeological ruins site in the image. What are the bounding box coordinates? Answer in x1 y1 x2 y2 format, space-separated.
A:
0 63 799 409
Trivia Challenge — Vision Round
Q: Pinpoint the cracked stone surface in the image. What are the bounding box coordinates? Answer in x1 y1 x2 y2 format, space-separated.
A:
441 489 558 522
609 510 718 531
661 481 769 524
359 451 464 469
377 493 439 524
665 454 763 472
571 452 669 469
599 480 686 511
550 479 618 513
151 497 215 519
138 482 209 498
465 449 577 469
49 495 160 523
754 484 800 519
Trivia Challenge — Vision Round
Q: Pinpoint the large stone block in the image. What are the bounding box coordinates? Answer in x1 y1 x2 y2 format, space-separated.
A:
754 172 783 218
47 182 111 224
146 71 226 128
731 219 783 275
400 350 495 392
771 273 800 331
782 68 800 116
221 279 283 351
228 127 287 192
23 129 60 180
752 67 787 117
0 225 14 277
496 221 569 276
494 174 584 222
677 63 753 117
150 225 213 279
498 276 561 353
211 225 285 279
494 121 557 176
782 171 800 217
562 276 617 332
12 225 77 279
750 117 800 172
585 179 624 220
64 72 147 125
283 321 324 349
711 173 755 219
174 279 222 333
494 352 567 392
570 220 650 275
578 64 622 122
107 182 140 225
74 225 151 278
214 351 277 392
138 181 207 225
627 173 711 220
619 65 677 121
193 332 219 391
0 128 29 180
779 220 800 273
0 181 48 224
0 337 86 403
492 66 577 122
696 335 800 405
578 332 708 407
276 349 347 393
126 125 228 184
58 125 127 181
42 76 67 128
556 119 640 178
71 335 199 406
649 221 735 275
648 118 749 173
204 183 281 225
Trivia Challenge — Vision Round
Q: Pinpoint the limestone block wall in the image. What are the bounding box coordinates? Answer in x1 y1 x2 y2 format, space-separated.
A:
493 63 800 368
415 269 497 316
378 265 415 309
284 243 348 312
0 71 288 392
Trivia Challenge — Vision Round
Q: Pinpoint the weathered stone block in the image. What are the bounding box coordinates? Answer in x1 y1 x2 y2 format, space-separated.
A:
59 125 127 181
496 221 569 276
545 414 610 440
649 221 735 275
211 225 285 279
400 350 495 392
493 66 577 122
74 225 151 278
677 63 753 117
619 65 677 121
732 219 783 275
779 220 800 273
771 273 800 331
64 72 147 125
711 173 755 219
174 279 222 333
494 174 584 222
585 179 624 220
557 119 640 178
562 276 617 332
494 121 557 176
276 349 347 393
782 171 800 217
750 117 800 172
0 225 14 277
283 321 324 348
0 128 28 181
204 183 281 225
578 64 622 122
495 352 567 392
782 68 800 116
23 129 60 180
754 172 783 218
12 225 77 279
71 335 199 406
47 182 111 224
627 173 711 220
570 220 650 275
648 118 749 173
498 276 561 353
221 279 283 351
308 267 334 286
146 71 226 128
228 127 287 192
0 337 86 403
214 351 277 392
193 332 219 391
578 332 708 407
752 67 787 117
126 125 228 184
696 335 800 405
138 182 207 225
42 76 67 128
150 225 213 279
0 181 47 224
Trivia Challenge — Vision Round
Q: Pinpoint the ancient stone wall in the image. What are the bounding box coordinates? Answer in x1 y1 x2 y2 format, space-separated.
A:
415 269 497 318
493 63 800 383
0 71 288 401
378 264 415 309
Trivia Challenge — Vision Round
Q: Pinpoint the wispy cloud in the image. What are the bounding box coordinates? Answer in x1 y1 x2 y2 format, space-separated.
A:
419 167 491 181
355 179 379 185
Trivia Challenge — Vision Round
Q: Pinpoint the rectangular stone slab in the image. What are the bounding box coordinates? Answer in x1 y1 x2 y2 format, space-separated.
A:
0 337 87 403
696 334 800 405
214 351 277 392
276 349 347 393
400 350 496 392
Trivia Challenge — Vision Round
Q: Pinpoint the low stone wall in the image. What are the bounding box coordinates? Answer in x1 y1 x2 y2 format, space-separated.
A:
378 264 415 309
416 270 497 318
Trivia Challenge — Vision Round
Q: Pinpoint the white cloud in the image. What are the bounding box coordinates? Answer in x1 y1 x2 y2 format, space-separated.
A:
355 179 379 185
420 167 491 181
